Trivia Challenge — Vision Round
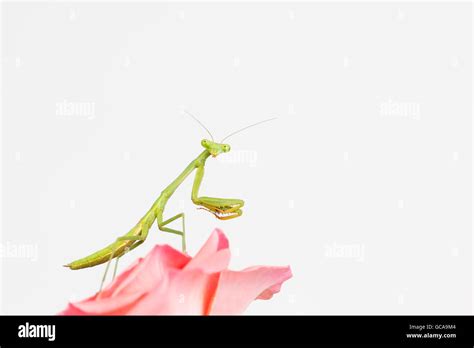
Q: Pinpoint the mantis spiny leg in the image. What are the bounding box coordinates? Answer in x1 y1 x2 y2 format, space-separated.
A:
191 164 244 220
197 203 243 220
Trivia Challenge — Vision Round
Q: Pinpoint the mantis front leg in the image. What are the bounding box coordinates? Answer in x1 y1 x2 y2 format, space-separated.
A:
191 164 244 220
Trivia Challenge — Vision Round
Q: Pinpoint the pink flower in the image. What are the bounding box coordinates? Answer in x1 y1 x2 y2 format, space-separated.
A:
60 229 292 315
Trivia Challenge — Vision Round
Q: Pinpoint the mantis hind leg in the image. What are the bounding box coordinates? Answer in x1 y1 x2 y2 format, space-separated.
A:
98 225 150 294
157 213 186 253
112 238 145 279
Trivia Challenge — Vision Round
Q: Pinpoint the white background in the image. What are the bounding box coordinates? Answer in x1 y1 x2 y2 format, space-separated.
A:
1 1 472 314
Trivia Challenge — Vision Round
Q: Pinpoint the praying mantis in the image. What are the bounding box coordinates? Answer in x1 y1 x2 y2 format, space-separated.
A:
64 111 275 290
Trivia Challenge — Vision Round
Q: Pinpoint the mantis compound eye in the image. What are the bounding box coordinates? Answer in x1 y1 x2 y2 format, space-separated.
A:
201 139 208 147
223 144 231 152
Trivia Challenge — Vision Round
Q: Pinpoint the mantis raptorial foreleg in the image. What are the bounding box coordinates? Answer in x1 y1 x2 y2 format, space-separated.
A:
191 165 244 220
198 204 242 220
158 213 186 252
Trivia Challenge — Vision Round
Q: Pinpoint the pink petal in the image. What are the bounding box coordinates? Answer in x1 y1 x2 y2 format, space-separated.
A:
60 245 191 315
209 266 292 315
106 244 191 298
97 257 143 299
128 269 220 315
59 291 146 315
184 228 230 273
58 303 89 315
60 229 292 316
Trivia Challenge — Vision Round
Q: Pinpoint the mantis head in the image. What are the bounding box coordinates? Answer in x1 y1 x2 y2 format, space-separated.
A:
184 110 276 157
201 139 231 157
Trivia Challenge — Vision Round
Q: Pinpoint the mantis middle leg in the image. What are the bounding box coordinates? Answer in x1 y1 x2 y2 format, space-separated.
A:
157 213 186 253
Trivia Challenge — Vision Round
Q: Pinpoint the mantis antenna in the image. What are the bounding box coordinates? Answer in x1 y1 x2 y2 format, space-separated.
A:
183 110 215 141
220 117 278 142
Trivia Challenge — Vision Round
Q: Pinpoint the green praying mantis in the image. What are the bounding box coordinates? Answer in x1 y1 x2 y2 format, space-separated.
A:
64 111 276 290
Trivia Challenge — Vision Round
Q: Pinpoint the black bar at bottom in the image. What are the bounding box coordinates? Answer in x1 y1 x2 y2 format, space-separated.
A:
0 315 472 346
